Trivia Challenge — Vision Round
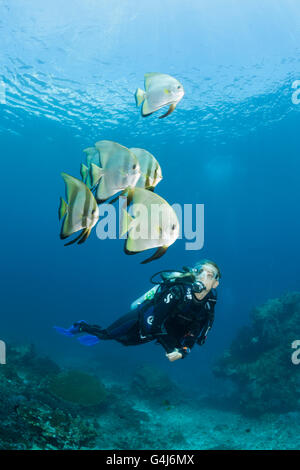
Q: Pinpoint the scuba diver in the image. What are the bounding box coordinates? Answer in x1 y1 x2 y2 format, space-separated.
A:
54 259 221 362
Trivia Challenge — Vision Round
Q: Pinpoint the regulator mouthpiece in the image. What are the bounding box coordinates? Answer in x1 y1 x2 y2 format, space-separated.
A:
192 281 206 293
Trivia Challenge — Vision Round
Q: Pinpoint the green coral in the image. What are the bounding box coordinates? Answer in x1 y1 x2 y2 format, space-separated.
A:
132 364 175 399
214 292 300 415
48 370 106 406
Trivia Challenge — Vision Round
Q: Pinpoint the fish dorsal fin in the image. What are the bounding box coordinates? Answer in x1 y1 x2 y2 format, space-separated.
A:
130 147 157 164
144 72 162 90
83 147 100 167
94 140 120 168
58 197 68 220
61 172 86 205
131 187 166 206
80 163 89 183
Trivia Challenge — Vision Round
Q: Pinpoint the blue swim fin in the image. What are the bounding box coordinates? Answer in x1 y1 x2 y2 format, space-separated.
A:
53 326 75 337
77 334 100 346
53 320 88 337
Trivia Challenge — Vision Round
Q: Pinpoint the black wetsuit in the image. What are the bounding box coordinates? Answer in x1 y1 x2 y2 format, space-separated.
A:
80 282 217 359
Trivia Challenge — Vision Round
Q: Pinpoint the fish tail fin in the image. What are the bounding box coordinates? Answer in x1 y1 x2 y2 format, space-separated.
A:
121 208 134 237
135 88 146 107
90 162 104 187
142 99 154 117
58 197 68 220
80 163 89 184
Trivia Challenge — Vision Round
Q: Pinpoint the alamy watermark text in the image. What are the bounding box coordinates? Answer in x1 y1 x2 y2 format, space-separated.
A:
0 340 6 364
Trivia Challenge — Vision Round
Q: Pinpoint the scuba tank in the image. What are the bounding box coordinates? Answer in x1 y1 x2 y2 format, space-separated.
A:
130 267 206 310
130 285 159 310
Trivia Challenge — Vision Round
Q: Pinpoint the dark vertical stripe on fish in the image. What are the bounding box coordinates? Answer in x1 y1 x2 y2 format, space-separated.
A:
83 184 91 228
124 151 130 187
147 159 153 187
153 163 159 185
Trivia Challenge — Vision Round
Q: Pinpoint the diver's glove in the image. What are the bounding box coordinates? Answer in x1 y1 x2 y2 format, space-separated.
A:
53 320 88 337
166 347 191 361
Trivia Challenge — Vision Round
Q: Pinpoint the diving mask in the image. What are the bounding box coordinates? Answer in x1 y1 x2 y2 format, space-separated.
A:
193 264 219 282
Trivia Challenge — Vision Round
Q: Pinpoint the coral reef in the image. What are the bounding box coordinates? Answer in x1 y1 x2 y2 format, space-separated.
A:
0 344 100 449
213 292 300 415
2 332 300 449
0 343 184 449
131 364 177 400
47 370 106 406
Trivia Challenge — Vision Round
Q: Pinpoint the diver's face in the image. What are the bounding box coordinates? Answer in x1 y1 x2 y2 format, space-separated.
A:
196 264 219 293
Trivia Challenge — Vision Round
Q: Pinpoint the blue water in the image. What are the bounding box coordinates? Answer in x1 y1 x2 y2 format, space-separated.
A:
1 0 300 449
